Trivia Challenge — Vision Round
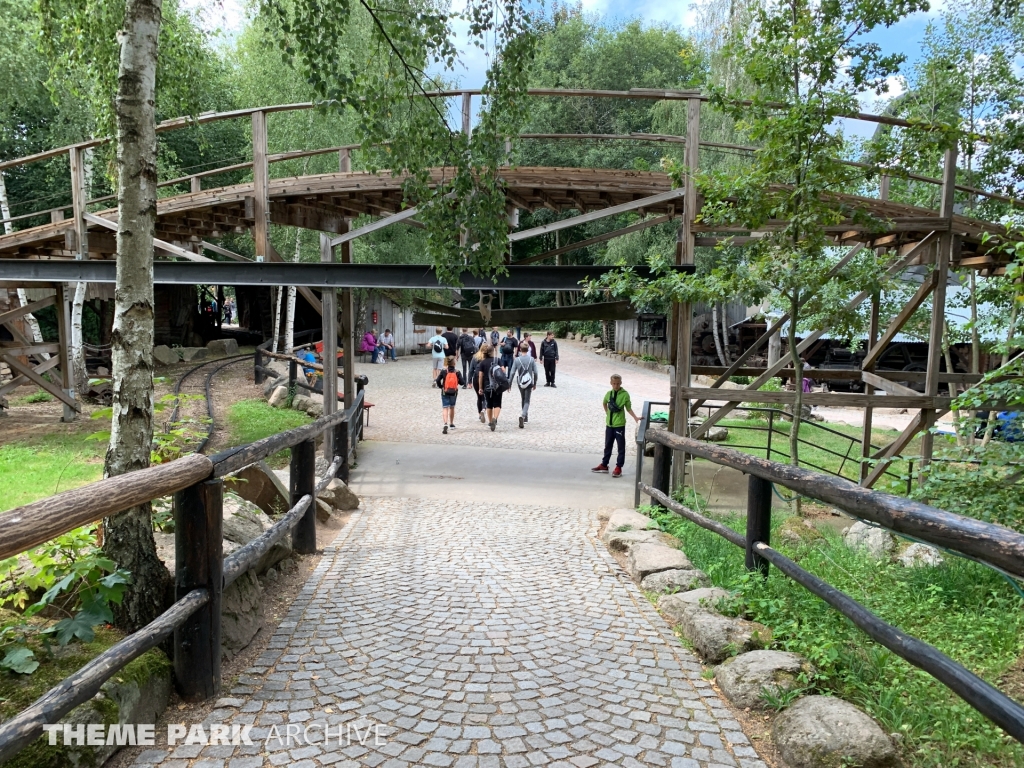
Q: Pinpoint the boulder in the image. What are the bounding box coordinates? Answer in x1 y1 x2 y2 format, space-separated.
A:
898 542 944 568
207 338 240 356
587 338 603 349
772 696 898 768
658 589 771 663
262 375 284 398
179 347 209 362
316 498 335 523
227 462 290 518
221 570 263 660
292 394 313 412
626 543 692 581
602 528 679 554
222 494 270 546
322 478 360 511
715 650 813 710
152 345 179 366
843 521 896 559
268 386 289 408
640 568 709 593
705 426 729 442
607 507 659 531
306 400 324 419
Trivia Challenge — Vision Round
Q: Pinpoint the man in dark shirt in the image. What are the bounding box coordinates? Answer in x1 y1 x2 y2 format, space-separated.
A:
540 331 560 387
499 329 519 370
442 327 460 365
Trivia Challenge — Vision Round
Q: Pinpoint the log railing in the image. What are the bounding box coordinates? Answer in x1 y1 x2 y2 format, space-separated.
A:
639 426 1024 746
0 392 367 762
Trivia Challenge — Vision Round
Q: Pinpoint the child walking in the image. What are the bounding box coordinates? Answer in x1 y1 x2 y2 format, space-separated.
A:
435 356 464 434
592 374 639 477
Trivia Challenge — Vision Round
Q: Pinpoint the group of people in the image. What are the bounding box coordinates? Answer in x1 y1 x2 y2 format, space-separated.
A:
428 327 561 432
359 328 397 363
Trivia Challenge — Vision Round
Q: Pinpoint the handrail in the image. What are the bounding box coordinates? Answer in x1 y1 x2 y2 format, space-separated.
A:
638 481 1024 746
645 428 1024 580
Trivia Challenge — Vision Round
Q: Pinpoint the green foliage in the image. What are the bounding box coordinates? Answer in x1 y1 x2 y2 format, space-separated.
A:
227 398 312 464
90 393 209 464
23 392 53 404
0 437 104 511
651 506 1024 767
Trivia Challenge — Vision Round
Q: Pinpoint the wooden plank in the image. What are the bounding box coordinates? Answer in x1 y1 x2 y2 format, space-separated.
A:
0 355 60 397
0 343 60 356
513 215 673 265
677 386 950 409
861 272 937 370
958 255 994 267
329 205 419 247
252 111 269 261
0 295 55 327
84 213 212 262
690 366 982 384
862 370 918 397
2 354 79 410
862 411 936 487
509 188 686 242
200 241 250 261
69 147 89 260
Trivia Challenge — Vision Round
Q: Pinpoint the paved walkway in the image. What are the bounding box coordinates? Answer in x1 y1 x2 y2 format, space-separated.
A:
134 497 766 768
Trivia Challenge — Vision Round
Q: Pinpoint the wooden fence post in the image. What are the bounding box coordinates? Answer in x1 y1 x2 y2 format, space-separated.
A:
745 475 772 577
651 442 672 506
254 345 264 385
173 478 223 701
334 417 349 483
288 359 297 402
290 438 317 553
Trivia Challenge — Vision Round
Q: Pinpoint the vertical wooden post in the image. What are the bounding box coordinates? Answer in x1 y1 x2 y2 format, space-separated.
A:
251 111 269 263
173 478 223 701
334 419 349 483
254 345 264 385
339 148 351 173
921 148 957 473
290 438 317 553
461 92 473 137
651 442 672 506
339 223 355 411
288 358 297 401
860 292 880 482
745 475 771 577
670 97 700 488
54 282 76 421
320 235 338 460
69 148 89 261
190 176 201 194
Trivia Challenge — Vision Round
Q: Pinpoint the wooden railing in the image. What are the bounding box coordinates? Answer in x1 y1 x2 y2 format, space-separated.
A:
639 427 1024 746
0 392 366 762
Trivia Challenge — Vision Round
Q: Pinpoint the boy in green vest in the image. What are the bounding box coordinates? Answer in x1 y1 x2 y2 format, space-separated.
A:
592 374 639 477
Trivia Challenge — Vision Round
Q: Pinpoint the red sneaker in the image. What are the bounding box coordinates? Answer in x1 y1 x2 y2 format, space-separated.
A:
591 464 609 473
611 467 622 477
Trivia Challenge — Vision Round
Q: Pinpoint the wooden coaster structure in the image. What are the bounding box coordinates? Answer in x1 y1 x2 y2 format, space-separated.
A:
0 88 1020 481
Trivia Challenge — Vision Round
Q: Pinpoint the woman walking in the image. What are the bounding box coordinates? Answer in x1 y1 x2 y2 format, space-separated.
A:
476 342 506 431
434 356 464 434
509 342 538 429
470 344 489 423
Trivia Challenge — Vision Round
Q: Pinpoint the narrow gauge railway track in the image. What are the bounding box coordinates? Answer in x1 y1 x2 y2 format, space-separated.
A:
167 353 252 454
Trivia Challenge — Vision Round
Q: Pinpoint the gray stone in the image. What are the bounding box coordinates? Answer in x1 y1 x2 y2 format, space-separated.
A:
262 375 284 398
323 478 360 511
658 590 770 663
180 347 209 362
772 696 898 768
640 568 709 593
268 386 289 408
227 462 290 518
715 651 813 710
223 494 272 546
316 498 335 523
602 528 678 554
898 543 943 568
843 522 895 559
704 426 729 442
292 394 313 412
607 508 658 532
306 401 324 419
222 570 263 660
207 338 240 356
626 543 692 581
153 345 179 366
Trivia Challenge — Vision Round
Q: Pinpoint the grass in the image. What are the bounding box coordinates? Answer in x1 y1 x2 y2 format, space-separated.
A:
226 398 312 466
0 435 105 512
647 503 1024 768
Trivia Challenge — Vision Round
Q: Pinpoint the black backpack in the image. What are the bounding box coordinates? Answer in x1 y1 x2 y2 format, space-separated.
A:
487 362 509 393
432 338 444 354
502 338 516 355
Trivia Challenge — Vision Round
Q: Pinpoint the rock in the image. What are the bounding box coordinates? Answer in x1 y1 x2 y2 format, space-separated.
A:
152 345 179 366
640 568 709 593
315 455 330 477
705 426 729 442
227 462 290 518
844 521 896 559
268 386 289 408
772 695 898 768
602 528 680 554
898 542 944 568
221 570 262 660
306 401 324 418
596 507 614 522
316 498 335 523
644 443 656 457
265 568 278 581
658 589 771 663
587 338 603 348
207 338 240 356
325 478 360 511
607 507 659 531
292 394 312 412
626 543 692 581
262 375 284 397
222 493 271 546
179 346 209 362
715 650 814 709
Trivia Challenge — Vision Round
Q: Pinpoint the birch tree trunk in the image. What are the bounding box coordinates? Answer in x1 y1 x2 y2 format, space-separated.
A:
787 292 804 515
271 286 282 353
285 229 300 353
102 0 171 633
70 150 94 396
711 303 727 366
0 172 50 357
719 302 732 365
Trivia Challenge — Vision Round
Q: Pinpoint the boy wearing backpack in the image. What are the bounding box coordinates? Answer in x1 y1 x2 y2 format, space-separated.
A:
427 326 448 386
592 374 640 477
435 356 464 434
509 342 538 429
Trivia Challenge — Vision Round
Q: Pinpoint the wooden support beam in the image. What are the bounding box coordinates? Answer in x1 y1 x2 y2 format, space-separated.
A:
509 188 686 243
54 282 75 420
0 343 60 356
861 290 881 482
513 215 673 265
252 111 269 262
0 295 56 327
200 241 250 262
677 387 951 410
861 370 919 397
0 355 60 397
690 366 981 384
861 272 936 370
69 147 89 260
862 412 932 488
84 213 212 262
320 233 338 461
413 300 636 326
328 205 419 247
2 354 79 410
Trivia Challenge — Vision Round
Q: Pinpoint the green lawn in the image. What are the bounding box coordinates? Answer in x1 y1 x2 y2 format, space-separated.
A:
225 399 312 465
647 504 1024 768
0 435 105 512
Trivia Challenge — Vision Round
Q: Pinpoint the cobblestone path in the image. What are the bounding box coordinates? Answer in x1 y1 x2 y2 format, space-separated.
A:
136 498 765 768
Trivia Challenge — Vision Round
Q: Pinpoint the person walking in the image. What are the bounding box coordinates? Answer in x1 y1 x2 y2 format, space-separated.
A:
442 327 459 365
540 330 559 387
592 374 639 477
489 327 501 349
476 343 507 431
457 328 477 386
521 332 537 358
470 344 488 424
474 328 485 351
499 329 519 370
435 356 464 434
427 326 449 386
509 342 538 429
